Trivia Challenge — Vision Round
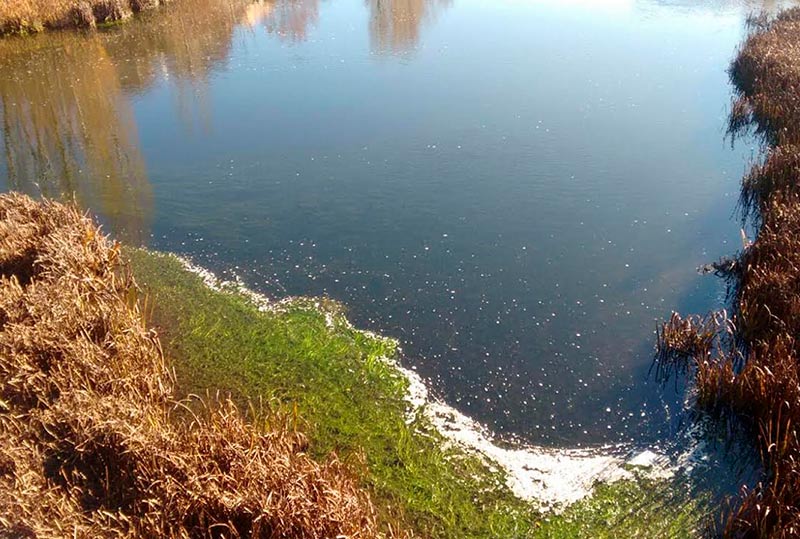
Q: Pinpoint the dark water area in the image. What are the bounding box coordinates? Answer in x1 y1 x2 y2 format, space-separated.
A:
0 0 787 448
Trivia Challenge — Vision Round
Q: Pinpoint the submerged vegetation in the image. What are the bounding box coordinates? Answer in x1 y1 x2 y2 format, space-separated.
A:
657 8 800 538
128 248 707 537
126 248 542 538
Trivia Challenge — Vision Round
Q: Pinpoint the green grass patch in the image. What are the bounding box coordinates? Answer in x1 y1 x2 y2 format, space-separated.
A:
126 248 707 539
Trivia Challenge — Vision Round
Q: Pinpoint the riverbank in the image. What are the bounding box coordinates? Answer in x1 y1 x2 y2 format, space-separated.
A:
0 0 167 35
0 193 706 537
0 193 390 538
657 8 800 537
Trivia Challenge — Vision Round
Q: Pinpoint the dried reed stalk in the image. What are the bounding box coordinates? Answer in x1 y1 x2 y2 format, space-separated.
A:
0 193 399 539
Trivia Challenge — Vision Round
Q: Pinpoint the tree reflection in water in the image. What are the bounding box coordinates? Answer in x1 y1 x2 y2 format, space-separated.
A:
0 0 363 241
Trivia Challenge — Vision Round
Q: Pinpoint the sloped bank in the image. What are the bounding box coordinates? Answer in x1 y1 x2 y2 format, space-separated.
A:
656 8 800 538
0 193 396 538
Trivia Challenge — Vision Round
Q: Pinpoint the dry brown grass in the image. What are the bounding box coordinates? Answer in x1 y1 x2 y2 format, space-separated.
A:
656 9 800 538
0 0 169 35
0 193 397 538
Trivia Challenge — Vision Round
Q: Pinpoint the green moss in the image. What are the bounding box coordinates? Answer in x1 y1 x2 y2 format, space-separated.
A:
126 248 706 539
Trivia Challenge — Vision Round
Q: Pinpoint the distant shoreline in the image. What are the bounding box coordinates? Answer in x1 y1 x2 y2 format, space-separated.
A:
0 0 168 36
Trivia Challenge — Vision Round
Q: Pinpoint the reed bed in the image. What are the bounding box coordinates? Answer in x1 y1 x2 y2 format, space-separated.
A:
657 9 800 538
0 193 394 538
0 0 168 35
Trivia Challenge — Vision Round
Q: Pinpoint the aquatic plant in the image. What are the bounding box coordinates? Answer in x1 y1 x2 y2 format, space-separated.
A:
0 193 399 538
126 247 544 539
657 9 800 537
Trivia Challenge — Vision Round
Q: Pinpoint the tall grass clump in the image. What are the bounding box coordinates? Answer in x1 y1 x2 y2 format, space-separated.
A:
0 193 399 538
656 9 800 538
0 0 169 35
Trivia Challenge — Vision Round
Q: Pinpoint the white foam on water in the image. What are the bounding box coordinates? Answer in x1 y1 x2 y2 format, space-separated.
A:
174 253 681 510
392 360 634 508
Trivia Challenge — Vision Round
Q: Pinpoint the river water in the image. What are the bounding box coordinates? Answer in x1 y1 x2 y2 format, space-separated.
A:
0 0 784 448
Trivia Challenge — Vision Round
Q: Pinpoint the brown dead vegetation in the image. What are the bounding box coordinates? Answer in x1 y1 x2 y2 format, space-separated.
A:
0 193 394 539
657 9 800 539
0 0 170 35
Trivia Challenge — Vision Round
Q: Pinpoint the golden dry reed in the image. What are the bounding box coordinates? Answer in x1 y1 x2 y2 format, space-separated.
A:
0 0 167 35
657 9 800 539
0 193 398 539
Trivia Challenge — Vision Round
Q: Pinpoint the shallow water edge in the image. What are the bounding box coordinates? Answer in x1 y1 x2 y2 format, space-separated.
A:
172 250 685 510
